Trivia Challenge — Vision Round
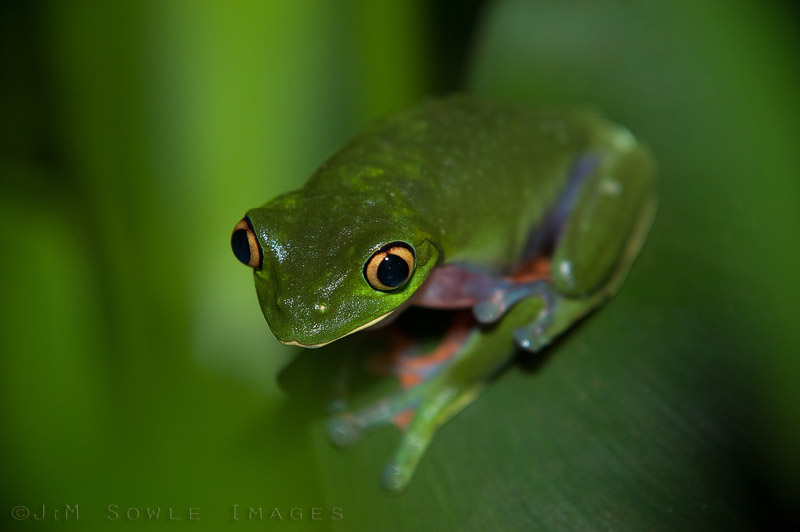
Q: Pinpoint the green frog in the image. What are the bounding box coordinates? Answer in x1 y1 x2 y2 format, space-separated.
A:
232 96 656 492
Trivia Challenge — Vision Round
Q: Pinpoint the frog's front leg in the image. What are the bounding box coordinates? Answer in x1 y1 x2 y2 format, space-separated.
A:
328 300 544 493
326 314 472 447
389 299 547 492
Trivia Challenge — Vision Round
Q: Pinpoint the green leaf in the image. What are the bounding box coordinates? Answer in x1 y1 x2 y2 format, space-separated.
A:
304 1 800 529
1 1 797 531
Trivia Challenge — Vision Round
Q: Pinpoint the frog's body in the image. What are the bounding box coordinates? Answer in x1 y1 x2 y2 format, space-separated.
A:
306 101 590 272
232 96 656 492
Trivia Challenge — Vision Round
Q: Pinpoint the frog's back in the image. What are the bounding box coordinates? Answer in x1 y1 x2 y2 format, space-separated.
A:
305 96 621 271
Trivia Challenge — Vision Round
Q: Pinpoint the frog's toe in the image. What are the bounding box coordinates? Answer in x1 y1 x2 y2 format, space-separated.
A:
473 279 555 325
473 299 503 324
513 324 552 353
381 461 411 494
327 414 363 447
506 288 558 352
326 398 348 415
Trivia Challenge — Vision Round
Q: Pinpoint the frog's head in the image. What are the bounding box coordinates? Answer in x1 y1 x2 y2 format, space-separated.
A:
231 193 439 347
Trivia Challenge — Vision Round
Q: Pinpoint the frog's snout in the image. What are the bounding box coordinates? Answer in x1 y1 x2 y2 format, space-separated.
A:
231 215 263 269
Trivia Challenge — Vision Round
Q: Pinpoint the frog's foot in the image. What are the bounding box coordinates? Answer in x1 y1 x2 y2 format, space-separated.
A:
473 279 555 326
473 277 595 354
513 314 554 352
515 284 609 354
327 395 421 448
471 256 552 325
380 383 479 493
326 312 474 448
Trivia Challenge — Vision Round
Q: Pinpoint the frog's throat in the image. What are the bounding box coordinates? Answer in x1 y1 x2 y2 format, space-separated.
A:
279 309 397 349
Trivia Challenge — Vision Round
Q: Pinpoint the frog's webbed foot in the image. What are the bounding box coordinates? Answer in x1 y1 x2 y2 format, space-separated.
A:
470 275 559 353
380 381 478 492
473 279 554 323
473 274 601 354
513 309 555 352
327 397 419 448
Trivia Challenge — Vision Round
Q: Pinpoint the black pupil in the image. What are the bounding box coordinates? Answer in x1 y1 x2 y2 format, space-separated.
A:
377 254 409 288
231 229 251 265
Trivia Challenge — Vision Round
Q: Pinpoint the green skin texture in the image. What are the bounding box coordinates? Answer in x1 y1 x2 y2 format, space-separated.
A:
240 96 656 491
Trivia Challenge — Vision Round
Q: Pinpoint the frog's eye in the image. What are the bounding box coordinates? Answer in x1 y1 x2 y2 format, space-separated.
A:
364 242 416 291
231 216 263 269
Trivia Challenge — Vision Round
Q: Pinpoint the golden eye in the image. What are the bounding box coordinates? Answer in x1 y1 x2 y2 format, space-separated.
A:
231 216 263 269
364 242 415 291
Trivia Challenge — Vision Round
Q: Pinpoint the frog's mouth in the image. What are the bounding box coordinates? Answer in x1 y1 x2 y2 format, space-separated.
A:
279 307 402 348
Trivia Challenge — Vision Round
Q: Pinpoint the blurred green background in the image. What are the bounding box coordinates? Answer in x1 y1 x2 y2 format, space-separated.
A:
1 0 798 530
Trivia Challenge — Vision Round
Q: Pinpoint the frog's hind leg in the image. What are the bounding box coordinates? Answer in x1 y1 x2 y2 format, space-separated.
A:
326 312 474 447
550 132 657 300
471 131 656 354
514 131 657 352
381 297 545 492
327 301 542 493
